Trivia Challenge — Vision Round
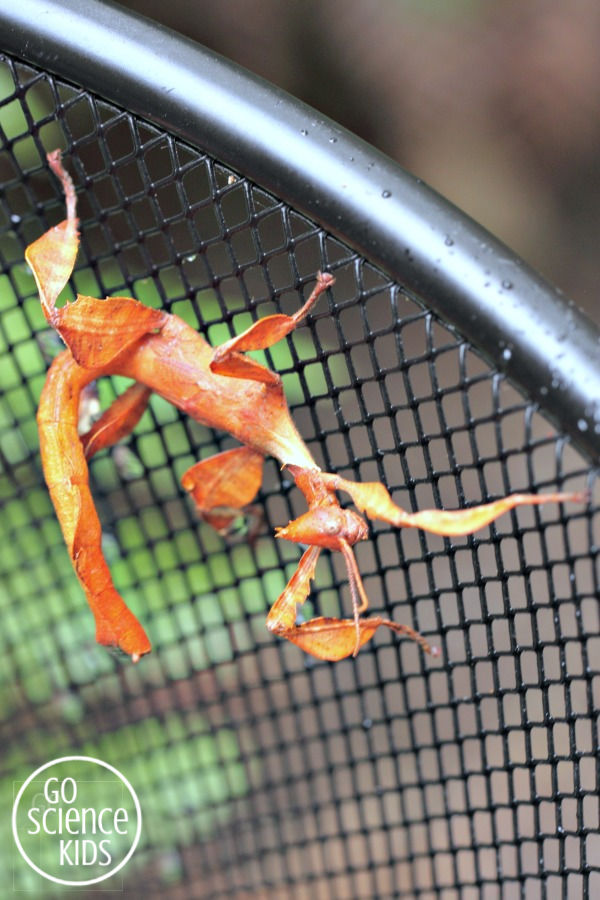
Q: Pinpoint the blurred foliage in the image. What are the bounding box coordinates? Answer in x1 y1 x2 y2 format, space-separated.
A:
7 712 251 893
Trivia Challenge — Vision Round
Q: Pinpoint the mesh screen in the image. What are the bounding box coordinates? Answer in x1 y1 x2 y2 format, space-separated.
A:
1 54 599 898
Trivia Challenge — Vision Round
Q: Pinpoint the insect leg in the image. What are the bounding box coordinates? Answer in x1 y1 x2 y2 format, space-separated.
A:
210 273 334 384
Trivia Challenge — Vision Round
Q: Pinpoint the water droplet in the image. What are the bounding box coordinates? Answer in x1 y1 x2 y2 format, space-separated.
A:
501 279 513 290
362 718 373 730
381 190 391 198
577 418 589 432
502 348 512 361
329 136 338 143
550 368 562 389
10 213 21 224
300 128 308 136
185 254 197 263
540 386 548 396
444 236 454 247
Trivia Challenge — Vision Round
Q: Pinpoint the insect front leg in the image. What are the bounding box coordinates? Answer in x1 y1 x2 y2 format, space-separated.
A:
272 496 438 660
266 544 437 661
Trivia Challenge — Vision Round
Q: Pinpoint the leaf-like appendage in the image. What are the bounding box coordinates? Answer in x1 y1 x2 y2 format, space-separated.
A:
56 295 167 367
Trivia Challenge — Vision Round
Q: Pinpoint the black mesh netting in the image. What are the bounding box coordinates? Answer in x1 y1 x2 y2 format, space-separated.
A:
1 54 600 899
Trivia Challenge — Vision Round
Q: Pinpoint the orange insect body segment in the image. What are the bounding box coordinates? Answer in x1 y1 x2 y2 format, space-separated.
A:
275 505 368 550
29 151 587 664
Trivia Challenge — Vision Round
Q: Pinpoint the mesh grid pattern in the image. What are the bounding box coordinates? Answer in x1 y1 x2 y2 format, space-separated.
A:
1 55 599 898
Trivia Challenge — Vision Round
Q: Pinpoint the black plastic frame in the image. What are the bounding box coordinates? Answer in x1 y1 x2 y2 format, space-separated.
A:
2 0 600 462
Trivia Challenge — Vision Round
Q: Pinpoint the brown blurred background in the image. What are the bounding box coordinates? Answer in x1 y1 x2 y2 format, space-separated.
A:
118 0 600 324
